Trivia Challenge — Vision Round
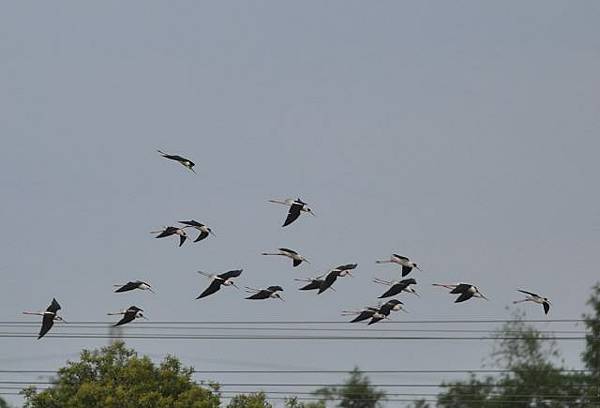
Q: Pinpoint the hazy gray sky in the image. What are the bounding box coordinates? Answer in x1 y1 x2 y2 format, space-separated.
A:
1 1 599 406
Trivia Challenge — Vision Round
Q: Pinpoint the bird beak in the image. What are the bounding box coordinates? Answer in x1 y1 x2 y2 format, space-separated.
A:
141 315 149 320
303 259 311 264
231 282 239 290
412 290 420 297
278 296 285 302
58 316 68 323
480 293 489 301
148 288 156 294
189 167 197 174
416 266 423 272
209 230 216 237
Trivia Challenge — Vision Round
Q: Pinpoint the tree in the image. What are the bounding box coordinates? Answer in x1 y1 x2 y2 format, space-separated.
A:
0 397 9 408
22 341 220 408
285 396 325 408
227 392 272 408
313 368 385 408
583 283 600 379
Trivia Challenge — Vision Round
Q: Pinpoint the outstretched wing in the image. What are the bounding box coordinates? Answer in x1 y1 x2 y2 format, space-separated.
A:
194 231 209 242
393 254 410 261
350 310 376 323
196 280 222 299
318 272 338 294
178 235 187 247
114 311 137 327
46 298 61 313
401 265 413 277
282 203 302 227
38 314 55 339
299 280 322 291
450 283 472 294
543 301 550 315
246 290 271 300
293 258 303 267
336 263 358 271
518 289 540 297
379 285 403 299
454 291 475 303
218 269 243 280
279 248 298 255
179 220 203 227
155 227 176 238
114 282 139 293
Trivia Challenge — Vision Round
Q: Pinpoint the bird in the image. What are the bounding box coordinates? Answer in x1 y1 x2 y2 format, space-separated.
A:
157 149 196 173
152 226 188 247
178 220 215 242
108 306 146 327
368 299 405 325
245 285 284 301
433 283 489 303
373 277 418 298
513 289 551 314
196 269 243 299
261 248 309 267
268 198 315 227
113 280 154 294
295 277 328 291
376 254 422 277
22 298 65 339
318 263 357 294
342 306 380 323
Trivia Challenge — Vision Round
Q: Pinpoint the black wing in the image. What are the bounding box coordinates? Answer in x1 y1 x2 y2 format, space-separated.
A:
267 285 283 292
279 247 298 255
46 298 61 313
350 310 376 323
450 283 472 294
368 316 385 325
455 291 475 303
401 278 417 286
293 258 303 267
518 289 540 297
156 227 177 238
196 280 223 299
336 263 358 271
282 203 302 227
543 302 550 315
179 220 203 227
393 254 410 261
379 301 402 315
401 265 413 277
318 272 338 294
379 285 404 299
218 269 243 280
194 231 209 242
38 314 55 339
114 282 139 293
299 280 322 291
114 311 137 327
178 235 187 247
246 290 271 300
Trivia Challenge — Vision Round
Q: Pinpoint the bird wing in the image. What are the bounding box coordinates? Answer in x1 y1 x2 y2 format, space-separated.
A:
282 203 303 227
178 235 187 247
114 282 138 293
246 290 271 300
47 298 61 313
379 285 403 299
299 280 322 291
219 269 243 280
518 289 540 298
450 283 472 294
543 302 550 315
279 248 297 255
196 280 222 299
350 310 376 323
454 291 475 303
267 286 283 292
194 231 209 242
155 227 176 238
401 265 413 277
393 254 410 261
318 272 338 294
293 258 303 267
336 263 358 271
38 314 55 339
368 316 385 325
179 220 203 227
114 311 137 327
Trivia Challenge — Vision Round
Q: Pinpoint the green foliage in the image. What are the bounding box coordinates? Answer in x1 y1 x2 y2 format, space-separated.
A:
285 396 326 408
0 397 9 408
22 341 220 408
583 283 600 379
226 392 272 408
313 368 385 408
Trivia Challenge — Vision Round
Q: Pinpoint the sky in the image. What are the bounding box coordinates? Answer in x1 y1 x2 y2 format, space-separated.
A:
0 1 599 406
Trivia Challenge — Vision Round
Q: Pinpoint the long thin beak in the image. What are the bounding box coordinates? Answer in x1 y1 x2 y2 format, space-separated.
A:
231 282 239 290
189 167 197 174
412 290 420 297
148 288 155 294
59 317 68 323
416 266 424 272
141 315 149 320
209 230 216 237
278 296 285 302
303 259 311 264
480 294 489 301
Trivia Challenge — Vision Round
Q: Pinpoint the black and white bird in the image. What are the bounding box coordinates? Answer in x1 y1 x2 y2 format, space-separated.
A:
368 299 405 325
245 285 284 301
261 248 309 267
376 254 422 277
295 277 327 292
113 281 154 294
513 289 551 315
318 263 357 294
373 277 418 298
342 306 380 323
268 198 315 227
108 306 146 327
157 149 196 173
152 226 188 247
22 298 65 339
196 269 243 299
433 283 489 303
178 220 215 242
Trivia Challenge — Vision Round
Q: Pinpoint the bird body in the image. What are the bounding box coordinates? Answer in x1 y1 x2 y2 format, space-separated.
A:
318 263 357 294
157 150 196 173
245 285 284 301
114 280 154 293
108 306 145 326
376 254 421 277
433 283 488 303
178 220 215 242
269 198 314 227
23 298 65 339
196 269 243 299
514 289 551 314
262 248 309 267
153 226 188 247
374 277 418 298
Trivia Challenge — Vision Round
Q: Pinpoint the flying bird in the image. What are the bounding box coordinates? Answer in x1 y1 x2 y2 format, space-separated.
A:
318 263 357 294
513 289 551 314
433 283 488 303
376 254 422 277
295 277 327 291
261 248 309 267
342 306 380 323
268 198 315 227
108 306 146 327
368 299 405 325
178 220 215 242
196 269 243 299
22 298 65 339
113 281 154 294
157 149 196 173
152 226 188 247
245 285 284 301
373 277 418 298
